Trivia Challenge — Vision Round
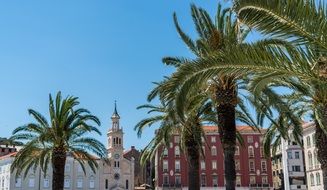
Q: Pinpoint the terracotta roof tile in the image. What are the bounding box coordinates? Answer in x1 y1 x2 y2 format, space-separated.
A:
0 152 17 160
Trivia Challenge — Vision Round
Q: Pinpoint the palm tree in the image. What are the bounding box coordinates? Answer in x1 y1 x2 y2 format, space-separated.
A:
135 84 214 190
10 92 108 190
156 4 272 189
169 0 327 188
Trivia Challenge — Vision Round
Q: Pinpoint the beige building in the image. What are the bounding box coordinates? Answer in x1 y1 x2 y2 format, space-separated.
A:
303 122 324 190
271 129 306 190
0 105 134 190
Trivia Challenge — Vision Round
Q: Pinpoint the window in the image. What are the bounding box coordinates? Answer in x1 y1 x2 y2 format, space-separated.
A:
314 151 319 168
201 175 206 187
201 161 206 170
44 176 50 188
211 136 216 143
15 176 22 187
64 176 71 188
163 160 168 172
1 177 4 188
248 146 254 157
212 161 217 170
250 176 256 184
163 148 168 157
77 178 83 188
235 146 240 155
316 173 321 185
309 151 313 169
236 176 241 186
174 146 180 157
235 160 240 170
262 176 268 184
307 136 311 147
313 135 316 145
261 160 267 172
310 174 315 186
175 160 180 172
260 147 264 157
126 180 129 189
77 164 83 173
105 179 108 189
292 165 301 172
163 175 169 185
247 136 253 143
295 151 300 159
212 175 218 187
89 176 95 188
175 175 181 186
287 151 292 159
249 160 255 172
65 164 71 172
211 146 217 156
28 175 35 187
174 136 180 143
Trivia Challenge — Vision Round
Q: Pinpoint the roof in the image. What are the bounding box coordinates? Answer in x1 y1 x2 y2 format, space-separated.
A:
202 125 266 134
0 152 17 160
302 121 315 129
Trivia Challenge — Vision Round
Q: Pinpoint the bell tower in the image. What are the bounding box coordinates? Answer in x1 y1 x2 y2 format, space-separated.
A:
107 101 124 158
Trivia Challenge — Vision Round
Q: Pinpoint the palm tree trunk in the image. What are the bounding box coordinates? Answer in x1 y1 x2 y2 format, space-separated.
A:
216 84 237 190
184 126 200 190
315 122 327 190
52 147 66 190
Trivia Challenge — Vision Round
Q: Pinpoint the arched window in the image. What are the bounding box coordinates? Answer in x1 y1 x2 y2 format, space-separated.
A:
308 151 313 169
310 174 315 186
211 146 217 156
126 180 129 189
113 137 116 145
119 138 121 145
316 173 321 185
105 179 108 189
163 148 168 157
314 150 319 168
174 146 180 157
248 146 254 157
307 136 311 147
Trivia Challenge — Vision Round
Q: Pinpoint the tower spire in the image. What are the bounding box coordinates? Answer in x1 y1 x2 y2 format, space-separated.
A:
111 101 120 131
112 100 120 119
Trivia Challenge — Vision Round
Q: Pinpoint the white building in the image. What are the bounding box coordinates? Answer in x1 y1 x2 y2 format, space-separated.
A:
271 129 306 190
303 122 324 190
0 104 134 190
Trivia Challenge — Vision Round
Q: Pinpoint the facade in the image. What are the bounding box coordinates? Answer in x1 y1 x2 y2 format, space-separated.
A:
0 139 17 157
154 126 273 190
0 104 134 190
303 122 324 190
124 146 153 188
271 129 306 190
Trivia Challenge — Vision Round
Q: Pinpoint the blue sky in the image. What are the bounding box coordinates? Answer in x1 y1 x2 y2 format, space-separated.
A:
0 0 252 150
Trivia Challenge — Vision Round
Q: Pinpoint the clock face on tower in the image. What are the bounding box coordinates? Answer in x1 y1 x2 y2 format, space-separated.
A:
114 173 120 180
114 153 120 159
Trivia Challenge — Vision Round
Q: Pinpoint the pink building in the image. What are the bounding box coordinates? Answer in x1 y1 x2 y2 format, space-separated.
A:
155 126 273 190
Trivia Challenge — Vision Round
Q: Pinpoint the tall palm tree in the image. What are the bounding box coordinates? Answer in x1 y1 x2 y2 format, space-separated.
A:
10 92 108 190
171 0 327 188
156 4 272 189
135 83 214 190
